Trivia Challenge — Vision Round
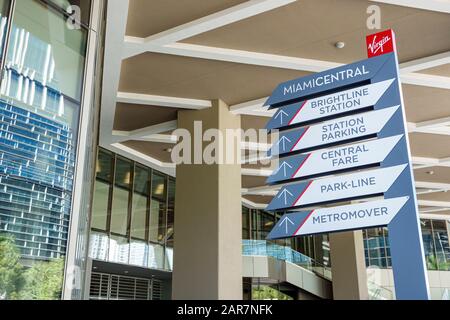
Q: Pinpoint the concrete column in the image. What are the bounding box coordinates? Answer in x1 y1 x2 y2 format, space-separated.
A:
172 100 243 300
329 231 368 300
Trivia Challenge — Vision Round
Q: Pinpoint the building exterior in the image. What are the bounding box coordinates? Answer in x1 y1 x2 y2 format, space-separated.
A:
0 0 450 301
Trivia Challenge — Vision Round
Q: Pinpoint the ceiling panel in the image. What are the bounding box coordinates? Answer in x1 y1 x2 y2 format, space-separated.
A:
182 0 450 64
421 64 450 77
114 103 180 131
121 140 175 163
126 0 246 38
414 167 450 184
119 52 311 106
410 133 450 159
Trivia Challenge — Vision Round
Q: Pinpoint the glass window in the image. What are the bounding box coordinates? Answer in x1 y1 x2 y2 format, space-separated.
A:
96 149 113 182
432 220 450 271
421 219 437 270
91 180 109 230
110 186 129 236
130 165 149 240
115 157 132 189
133 165 149 194
108 234 129 264
242 206 250 240
129 239 148 268
166 178 175 248
88 231 108 261
0 0 89 300
148 242 164 270
131 193 147 240
149 172 166 243
0 0 9 54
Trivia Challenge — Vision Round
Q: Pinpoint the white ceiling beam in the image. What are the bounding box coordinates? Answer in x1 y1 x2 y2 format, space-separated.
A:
420 207 450 213
414 116 450 129
415 181 450 191
130 134 178 144
401 72 450 90
230 97 270 115
242 197 268 210
418 200 450 208
99 0 129 148
420 213 450 220
370 0 450 14
242 168 273 177
124 40 450 91
112 120 178 143
117 92 212 109
123 0 297 59
400 51 450 74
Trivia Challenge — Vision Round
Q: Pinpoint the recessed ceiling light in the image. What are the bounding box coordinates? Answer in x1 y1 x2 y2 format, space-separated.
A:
335 41 345 49
124 271 129 274
164 148 173 153
426 171 435 175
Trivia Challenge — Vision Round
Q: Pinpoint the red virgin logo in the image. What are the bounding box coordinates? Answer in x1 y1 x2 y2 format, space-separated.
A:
366 30 395 58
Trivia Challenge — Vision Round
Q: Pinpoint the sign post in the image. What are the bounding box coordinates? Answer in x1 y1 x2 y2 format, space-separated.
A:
265 30 430 300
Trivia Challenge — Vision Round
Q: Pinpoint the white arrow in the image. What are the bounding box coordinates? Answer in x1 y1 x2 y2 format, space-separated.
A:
278 188 294 205
274 110 289 125
280 216 295 234
277 136 292 151
275 161 293 177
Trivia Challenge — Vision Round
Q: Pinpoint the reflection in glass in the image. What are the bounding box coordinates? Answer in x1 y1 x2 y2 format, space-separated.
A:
110 187 129 236
148 242 164 270
129 239 148 267
89 231 108 261
421 219 437 270
0 0 88 300
130 165 149 240
166 178 175 248
91 180 109 230
131 193 147 240
96 149 113 182
432 220 450 271
109 235 129 264
149 173 166 243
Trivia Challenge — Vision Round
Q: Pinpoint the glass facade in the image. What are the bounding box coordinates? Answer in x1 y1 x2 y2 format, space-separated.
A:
0 0 95 300
363 220 450 271
89 148 174 271
242 206 331 268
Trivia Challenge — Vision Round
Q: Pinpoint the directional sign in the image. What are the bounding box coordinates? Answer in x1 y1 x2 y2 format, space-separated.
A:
266 164 407 211
265 53 393 107
267 197 409 239
270 106 399 157
267 135 403 184
264 30 430 300
266 79 395 131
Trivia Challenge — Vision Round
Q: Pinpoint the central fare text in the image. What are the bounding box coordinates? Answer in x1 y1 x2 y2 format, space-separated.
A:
321 144 370 167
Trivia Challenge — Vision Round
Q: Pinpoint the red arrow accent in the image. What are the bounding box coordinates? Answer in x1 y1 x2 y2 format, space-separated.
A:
290 127 309 152
291 153 312 179
292 180 313 207
288 100 308 126
294 209 315 236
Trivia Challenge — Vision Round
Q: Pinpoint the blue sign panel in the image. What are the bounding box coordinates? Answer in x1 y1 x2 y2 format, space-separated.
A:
264 50 430 300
